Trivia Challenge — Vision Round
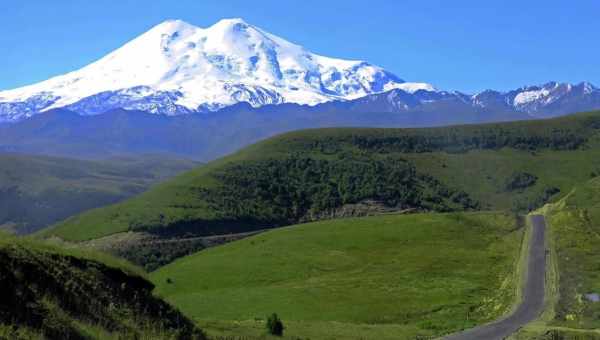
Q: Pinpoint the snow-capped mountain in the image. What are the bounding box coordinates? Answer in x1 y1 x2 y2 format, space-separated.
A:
471 81 600 117
312 81 600 118
0 18 434 122
1 18 599 124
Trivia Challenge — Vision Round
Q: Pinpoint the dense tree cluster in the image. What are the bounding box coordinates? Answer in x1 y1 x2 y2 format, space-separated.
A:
114 239 206 272
511 187 561 213
201 155 478 226
505 172 538 192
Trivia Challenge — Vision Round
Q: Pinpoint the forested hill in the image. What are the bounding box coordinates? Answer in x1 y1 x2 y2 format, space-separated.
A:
44 110 600 242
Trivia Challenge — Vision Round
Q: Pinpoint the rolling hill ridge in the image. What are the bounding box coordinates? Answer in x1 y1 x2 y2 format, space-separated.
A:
43 110 600 248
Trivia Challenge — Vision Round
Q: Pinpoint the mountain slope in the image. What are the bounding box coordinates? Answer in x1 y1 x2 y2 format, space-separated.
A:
0 18 429 122
0 152 197 234
42 110 600 244
0 234 205 339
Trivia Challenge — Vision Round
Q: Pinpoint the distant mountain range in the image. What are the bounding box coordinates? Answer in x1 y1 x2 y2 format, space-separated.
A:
0 18 599 160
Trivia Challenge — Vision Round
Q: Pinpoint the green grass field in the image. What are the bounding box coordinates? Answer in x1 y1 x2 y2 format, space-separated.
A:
405 146 600 211
44 111 600 243
150 212 524 339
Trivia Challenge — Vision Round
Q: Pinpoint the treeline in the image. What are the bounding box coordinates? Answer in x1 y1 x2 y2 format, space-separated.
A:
275 113 600 155
307 127 587 154
511 186 561 213
201 155 478 226
114 239 206 272
347 129 585 153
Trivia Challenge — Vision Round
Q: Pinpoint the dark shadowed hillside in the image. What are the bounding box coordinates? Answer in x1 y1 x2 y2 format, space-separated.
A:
0 234 205 339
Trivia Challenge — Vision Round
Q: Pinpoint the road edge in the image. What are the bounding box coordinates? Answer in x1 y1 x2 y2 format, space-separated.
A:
438 215 537 340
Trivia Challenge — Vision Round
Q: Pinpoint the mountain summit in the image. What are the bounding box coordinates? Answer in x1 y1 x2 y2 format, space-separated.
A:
1 19 598 124
0 18 433 122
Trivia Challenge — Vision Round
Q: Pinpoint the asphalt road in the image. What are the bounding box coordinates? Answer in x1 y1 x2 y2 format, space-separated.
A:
443 215 547 340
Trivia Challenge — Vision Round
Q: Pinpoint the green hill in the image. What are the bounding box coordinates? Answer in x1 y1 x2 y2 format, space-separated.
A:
0 233 205 339
0 153 197 234
45 110 600 245
150 211 524 340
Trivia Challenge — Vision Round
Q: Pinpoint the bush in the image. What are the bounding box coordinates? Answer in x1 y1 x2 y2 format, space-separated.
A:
511 186 561 213
505 172 538 192
266 313 284 336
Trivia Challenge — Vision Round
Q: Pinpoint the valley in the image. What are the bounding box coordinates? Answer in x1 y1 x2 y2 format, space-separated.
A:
0 153 198 234
4 110 600 339
15 110 599 339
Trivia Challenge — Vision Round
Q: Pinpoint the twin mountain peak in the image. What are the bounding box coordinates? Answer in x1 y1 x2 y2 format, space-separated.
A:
0 18 598 122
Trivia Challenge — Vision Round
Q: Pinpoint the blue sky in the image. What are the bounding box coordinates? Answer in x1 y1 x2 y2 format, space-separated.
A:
1 0 598 93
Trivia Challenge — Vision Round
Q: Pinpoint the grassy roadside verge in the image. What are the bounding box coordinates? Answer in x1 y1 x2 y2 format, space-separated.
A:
510 191 600 340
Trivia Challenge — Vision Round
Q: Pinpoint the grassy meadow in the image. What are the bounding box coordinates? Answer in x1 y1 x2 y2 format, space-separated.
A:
151 212 524 339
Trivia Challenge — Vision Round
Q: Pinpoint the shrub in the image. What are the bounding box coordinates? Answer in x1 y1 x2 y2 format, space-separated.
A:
266 313 284 336
505 172 538 192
